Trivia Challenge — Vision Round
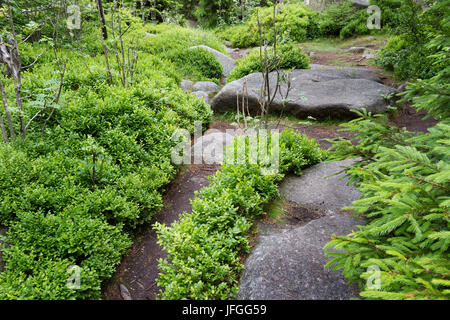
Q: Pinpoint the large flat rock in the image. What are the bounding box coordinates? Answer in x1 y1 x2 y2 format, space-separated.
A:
237 214 363 300
212 65 396 118
280 158 361 213
189 130 235 165
237 159 364 300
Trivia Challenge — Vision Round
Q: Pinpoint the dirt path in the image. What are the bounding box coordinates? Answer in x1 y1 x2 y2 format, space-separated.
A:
390 105 439 133
102 164 219 300
100 120 353 300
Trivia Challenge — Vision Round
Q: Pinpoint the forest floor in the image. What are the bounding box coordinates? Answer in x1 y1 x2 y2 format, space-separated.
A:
102 164 220 299
101 35 438 300
102 109 436 300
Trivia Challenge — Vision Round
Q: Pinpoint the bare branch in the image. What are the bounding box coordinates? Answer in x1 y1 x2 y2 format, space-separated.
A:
19 23 44 45
24 104 47 133
22 49 46 70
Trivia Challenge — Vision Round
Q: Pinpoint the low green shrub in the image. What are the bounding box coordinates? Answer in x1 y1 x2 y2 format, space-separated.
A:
224 3 319 48
0 211 131 299
377 35 441 80
0 80 211 299
279 128 326 175
155 130 324 299
339 9 371 39
215 24 249 47
140 24 226 81
142 23 226 53
227 43 309 82
0 25 213 299
318 0 360 37
376 0 448 80
317 0 401 40
173 47 223 81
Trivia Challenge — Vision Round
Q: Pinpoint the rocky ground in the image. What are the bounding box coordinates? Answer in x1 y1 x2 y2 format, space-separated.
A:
238 159 363 300
100 37 437 300
102 164 220 300
212 65 397 118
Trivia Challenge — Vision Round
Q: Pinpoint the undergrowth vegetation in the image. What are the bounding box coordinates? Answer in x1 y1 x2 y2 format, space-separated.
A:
377 0 449 80
227 43 309 82
217 3 320 48
216 0 403 48
324 29 450 299
155 129 325 299
0 5 215 299
140 24 226 81
0 0 448 301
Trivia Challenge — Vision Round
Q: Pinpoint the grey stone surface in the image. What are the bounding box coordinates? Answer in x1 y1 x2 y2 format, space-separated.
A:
180 79 194 92
189 45 236 77
212 65 396 118
192 81 220 93
144 32 156 38
351 0 369 6
191 91 211 105
362 49 377 60
189 130 235 165
280 159 361 212
237 214 364 300
237 159 364 300
0 226 7 273
346 46 366 54
308 64 380 80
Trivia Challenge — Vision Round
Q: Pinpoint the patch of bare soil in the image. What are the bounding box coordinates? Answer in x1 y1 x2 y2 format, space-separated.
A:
390 105 439 133
241 201 326 266
227 47 249 60
101 164 219 300
208 120 236 132
283 203 327 226
260 200 327 230
310 51 364 67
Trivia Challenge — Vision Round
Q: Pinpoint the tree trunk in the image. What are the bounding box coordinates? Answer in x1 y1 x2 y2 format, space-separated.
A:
96 0 108 40
96 0 112 83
